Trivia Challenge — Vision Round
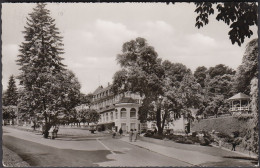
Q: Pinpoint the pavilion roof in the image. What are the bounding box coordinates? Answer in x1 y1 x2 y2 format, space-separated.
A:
228 92 250 101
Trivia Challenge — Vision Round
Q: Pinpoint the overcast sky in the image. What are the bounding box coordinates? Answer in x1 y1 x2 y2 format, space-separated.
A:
2 3 258 94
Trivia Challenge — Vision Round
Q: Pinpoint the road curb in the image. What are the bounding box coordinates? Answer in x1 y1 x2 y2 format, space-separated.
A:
211 144 258 159
140 135 258 160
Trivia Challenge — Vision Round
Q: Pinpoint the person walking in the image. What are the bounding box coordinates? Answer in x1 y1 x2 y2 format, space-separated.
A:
231 141 236 151
49 126 55 139
133 129 138 142
119 128 123 136
154 128 157 135
129 129 133 142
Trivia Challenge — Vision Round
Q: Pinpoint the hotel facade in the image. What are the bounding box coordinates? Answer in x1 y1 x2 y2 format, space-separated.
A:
91 84 142 132
90 84 187 133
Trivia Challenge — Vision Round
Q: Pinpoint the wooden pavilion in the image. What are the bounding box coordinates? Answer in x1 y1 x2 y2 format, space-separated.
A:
227 92 251 113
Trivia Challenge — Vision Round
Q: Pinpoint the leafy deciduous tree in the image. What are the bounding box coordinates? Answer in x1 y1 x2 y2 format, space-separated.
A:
243 77 258 154
194 66 207 88
233 38 258 95
112 37 202 135
208 64 235 79
194 2 257 46
2 106 17 125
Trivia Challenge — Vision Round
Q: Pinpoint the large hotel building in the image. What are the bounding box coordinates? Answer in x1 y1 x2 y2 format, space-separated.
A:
91 84 142 132
90 84 187 133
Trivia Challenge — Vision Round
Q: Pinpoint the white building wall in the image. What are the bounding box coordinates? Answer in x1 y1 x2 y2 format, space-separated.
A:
114 104 140 133
145 116 186 132
169 116 186 132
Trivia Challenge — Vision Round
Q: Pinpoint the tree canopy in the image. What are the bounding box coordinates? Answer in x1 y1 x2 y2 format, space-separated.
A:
208 64 235 79
194 2 257 46
112 37 202 134
194 66 207 88
233 38 258 94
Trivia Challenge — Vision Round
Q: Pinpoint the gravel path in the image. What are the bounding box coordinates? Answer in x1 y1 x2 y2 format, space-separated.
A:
2 146 30 167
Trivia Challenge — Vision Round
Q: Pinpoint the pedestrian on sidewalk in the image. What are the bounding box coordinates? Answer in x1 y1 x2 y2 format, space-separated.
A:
119 128 123 137
112 129 116 139
49 126 55 139
133 129 138 142
129 129 133 142
154 128 157 135
231 142 236 151
219 140 222 148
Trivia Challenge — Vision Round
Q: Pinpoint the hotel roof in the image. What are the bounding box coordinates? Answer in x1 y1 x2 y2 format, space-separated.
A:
93 85 112 95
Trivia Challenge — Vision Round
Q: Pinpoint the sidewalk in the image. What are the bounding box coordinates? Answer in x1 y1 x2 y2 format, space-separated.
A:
119 136 221 166
211 144 258 159
119 135 258 166
7 125 111 137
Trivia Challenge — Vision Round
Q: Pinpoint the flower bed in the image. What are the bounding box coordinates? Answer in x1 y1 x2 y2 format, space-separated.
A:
144 131 214 146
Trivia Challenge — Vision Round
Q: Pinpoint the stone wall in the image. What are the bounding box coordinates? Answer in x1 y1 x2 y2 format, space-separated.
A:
191 116 253 135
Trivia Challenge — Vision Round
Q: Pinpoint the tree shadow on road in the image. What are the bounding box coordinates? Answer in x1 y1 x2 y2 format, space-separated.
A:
3 135 116 167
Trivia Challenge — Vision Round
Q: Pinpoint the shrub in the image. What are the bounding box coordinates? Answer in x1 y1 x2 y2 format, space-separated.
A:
141 129 147 134
175 137 193 144
152 134 164 140
188 136 200 143
185 139 194 144
144 132 153 137
167 134 184 140
217 132 231 139
192 131 198 137
200 137 210 146
233 131 240 138
203 132 215 143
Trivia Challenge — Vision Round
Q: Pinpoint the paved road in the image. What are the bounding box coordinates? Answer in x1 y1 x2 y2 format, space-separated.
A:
3 127 257 167
3 127 190 167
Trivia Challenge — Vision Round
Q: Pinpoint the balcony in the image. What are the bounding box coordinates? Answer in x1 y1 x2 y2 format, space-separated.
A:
229 107 250 112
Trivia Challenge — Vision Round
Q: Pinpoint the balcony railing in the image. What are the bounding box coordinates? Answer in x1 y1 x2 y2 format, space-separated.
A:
230 107 250 112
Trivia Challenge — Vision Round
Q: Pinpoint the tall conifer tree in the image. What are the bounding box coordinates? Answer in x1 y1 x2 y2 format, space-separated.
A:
16 3 67 138
3 75 18 106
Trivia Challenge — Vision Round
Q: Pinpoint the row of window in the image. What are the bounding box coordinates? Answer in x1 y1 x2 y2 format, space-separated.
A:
100 108 137 123
94 91 139 101
92 95 142 110
94 89 112 100
121 123 137 131
92 94 123 110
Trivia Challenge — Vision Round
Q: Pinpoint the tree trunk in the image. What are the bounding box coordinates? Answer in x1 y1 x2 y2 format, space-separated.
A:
33 122 36 131
42 99 49 138
156 106 163 135
161 110 168 133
